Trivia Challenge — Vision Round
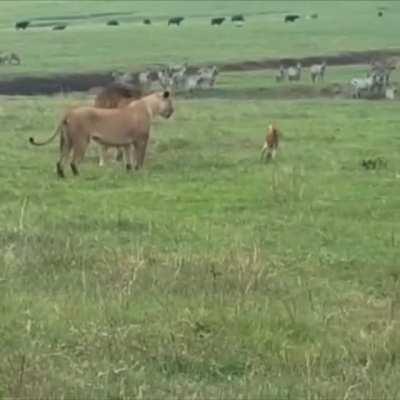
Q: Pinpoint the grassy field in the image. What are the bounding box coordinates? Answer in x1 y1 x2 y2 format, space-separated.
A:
0 0 400 77
1 1 400 399
1 91 400 398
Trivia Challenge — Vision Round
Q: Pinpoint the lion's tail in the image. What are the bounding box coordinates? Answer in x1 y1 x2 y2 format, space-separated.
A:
29 120 64 146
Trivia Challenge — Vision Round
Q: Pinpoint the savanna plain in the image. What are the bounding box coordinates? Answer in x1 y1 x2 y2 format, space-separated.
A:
1 1 400 399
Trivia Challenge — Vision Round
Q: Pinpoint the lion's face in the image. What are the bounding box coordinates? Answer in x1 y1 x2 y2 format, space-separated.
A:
159 91 174 119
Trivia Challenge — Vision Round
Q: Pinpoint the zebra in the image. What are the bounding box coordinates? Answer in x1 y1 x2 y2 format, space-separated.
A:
310 61 327 83
369 60 395 86
197 65 218 88
0 52 21 65
287 62 302 81
350 75 380 98
275 65 286 82
171 64 218 91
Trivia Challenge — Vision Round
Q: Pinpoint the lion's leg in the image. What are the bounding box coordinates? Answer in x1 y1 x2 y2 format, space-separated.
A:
116 147 124 162
123 144 134 171
135 137 149 170
132 141 139 166
98 145 107 167
70 138 89 176
57 133 71 178
260 143 268 161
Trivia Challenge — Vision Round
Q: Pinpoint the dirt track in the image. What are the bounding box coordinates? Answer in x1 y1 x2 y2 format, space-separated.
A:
0 49 399 96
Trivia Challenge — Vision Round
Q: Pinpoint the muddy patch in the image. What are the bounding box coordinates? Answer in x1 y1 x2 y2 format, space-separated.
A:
0 73 114 95
184 84 345 101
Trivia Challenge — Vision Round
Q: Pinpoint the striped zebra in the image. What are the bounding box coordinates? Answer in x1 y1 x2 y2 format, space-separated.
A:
275 65 286 82
310 61 326 83
350 75 381 98
287 62 302 82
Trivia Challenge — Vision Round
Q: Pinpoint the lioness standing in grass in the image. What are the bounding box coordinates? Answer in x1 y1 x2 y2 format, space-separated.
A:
94 82 143 166
29 91 174 178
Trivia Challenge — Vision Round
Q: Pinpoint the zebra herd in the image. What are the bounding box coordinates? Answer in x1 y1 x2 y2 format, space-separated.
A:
276 61 326 83
113 63 218 92
350 60 396 99
275 59 397 99
0 51 21 65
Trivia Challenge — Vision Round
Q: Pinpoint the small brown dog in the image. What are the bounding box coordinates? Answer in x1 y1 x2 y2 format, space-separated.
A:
261 122 280 161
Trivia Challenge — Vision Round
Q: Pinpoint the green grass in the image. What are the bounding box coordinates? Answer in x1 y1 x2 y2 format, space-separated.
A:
0 0 399 77
1 90 400 398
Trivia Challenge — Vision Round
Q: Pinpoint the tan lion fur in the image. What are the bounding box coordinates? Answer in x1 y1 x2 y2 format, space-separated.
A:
29 91 174 178
261 122 280 161
94 83 143 165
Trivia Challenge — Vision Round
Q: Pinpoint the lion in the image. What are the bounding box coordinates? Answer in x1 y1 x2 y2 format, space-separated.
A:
29 91 174 178
94 82 143 166
94 82 143 108
261 122 280 161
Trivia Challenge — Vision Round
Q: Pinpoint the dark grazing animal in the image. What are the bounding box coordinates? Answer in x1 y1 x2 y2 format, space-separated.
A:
15 20 30 30
284 14 300 23
378 11 383 17
211 17 225 26
168 16 184 26
361 157 387 170
52 24 67 30
143 18 151 25
107 20 119 26
231 14 244 22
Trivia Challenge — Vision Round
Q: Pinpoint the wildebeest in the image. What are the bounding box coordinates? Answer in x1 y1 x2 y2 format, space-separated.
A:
143 18 151 25
15 20 30 30
168 16 184 26
285 14 300 23
0 52 21 65
310 13 318 19
287 63 302 81
231 14 244 22
310 61 327 83
378 11 383 17
52 24 67 30
211 17 225 26
107 20 119 26
275 65 286 82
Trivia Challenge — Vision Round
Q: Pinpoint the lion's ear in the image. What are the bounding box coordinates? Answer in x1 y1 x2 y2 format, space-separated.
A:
163 90 170 98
